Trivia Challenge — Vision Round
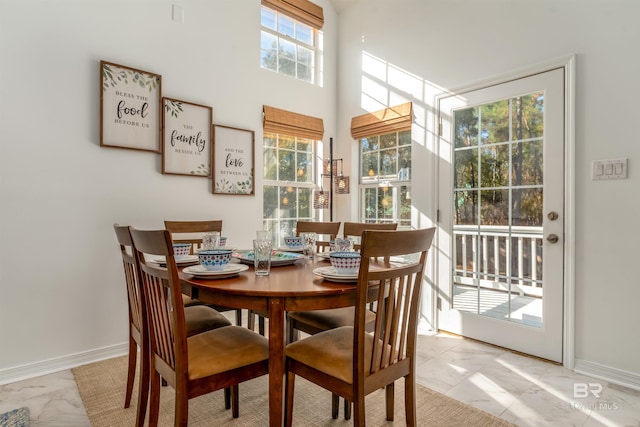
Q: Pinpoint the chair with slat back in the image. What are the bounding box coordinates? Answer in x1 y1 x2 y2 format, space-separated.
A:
164 220 242 326
295 221 341 253
343 221 398 250
284 228 435 426
248 221 342 336
164 220 223 254
113 224 233 427
286 221 398 419
129 227 269 426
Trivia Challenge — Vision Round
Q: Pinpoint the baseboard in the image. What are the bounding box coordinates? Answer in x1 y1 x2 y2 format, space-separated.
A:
574 358 640 392
0 343 128 386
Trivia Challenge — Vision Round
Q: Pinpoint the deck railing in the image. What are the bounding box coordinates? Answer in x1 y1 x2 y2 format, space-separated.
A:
453 225 543 297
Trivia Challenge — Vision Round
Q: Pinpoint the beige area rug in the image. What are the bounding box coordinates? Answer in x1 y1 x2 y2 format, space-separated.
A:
73 356 515 426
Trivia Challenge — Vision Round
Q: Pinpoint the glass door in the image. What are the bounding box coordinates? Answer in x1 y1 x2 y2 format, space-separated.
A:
437 68 565 362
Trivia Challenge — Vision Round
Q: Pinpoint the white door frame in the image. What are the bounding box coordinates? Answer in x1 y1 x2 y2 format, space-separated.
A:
430 55 576 368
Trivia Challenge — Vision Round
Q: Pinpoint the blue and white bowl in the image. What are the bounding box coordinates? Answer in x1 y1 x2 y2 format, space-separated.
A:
284 236 303 249
172 243 192 260
329 251 361 275
198 249 232 271
219 236 227 247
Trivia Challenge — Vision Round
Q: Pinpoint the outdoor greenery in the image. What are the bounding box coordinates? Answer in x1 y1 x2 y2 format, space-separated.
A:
262 133 315 244
453 92 544 227
359 130 412 226
260 6 315 83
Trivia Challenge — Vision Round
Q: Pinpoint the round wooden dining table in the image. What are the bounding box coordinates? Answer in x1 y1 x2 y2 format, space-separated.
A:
179 258 362 427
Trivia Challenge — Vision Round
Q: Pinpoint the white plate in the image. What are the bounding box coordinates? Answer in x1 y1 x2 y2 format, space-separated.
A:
182 263 248 279
151 255 199 266
312 266 358 283
233 250 305 266
276 246 304 253
316 252 331 260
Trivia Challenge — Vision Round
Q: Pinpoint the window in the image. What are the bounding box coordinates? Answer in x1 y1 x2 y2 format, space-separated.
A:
358 130 412 227
351 102 413 227
262 105 324 245
260 5 323 84
263 133 317 244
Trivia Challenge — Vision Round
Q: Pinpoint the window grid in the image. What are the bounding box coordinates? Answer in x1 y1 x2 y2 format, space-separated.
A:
263 132 318 245
260 6 321 85
358 130 412 227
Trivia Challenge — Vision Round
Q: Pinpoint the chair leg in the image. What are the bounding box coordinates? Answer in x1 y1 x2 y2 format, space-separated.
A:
124 337 137 408
385 382 395 421
353 395 365 426
235 309 242 326
284 371 295 427
224 387 231 409
231 384 240 418
147 370 161 427
258 316 265 336
344 397 351 420
175 385 189 427
404 374 416 426
135 346 150 427
331 393 339 419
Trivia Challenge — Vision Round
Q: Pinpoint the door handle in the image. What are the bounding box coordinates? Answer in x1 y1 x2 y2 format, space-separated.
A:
546 234 559 244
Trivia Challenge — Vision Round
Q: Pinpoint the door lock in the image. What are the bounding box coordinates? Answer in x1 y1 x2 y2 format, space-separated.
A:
547 211 559 221
546 234 559 244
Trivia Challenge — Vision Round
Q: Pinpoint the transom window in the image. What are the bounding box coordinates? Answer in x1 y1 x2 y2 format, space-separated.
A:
260 6 322 85
263 132 318 244
359 130 412 227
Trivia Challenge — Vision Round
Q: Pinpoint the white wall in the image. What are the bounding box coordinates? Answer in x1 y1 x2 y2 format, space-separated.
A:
0 0 337 380
335 0 640 384
2 0 639 389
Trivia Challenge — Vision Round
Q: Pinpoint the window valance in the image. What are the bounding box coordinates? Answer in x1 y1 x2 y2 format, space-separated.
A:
350 102 413 139
263 105 324 140
261 0 324 29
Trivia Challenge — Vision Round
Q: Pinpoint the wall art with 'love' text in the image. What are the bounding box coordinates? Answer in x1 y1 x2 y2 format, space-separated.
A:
213 125 254 195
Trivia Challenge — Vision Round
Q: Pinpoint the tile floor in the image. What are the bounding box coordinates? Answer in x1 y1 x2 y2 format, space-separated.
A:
1 332 639 426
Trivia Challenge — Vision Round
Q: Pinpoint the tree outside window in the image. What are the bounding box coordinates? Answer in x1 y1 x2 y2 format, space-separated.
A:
263 132 317 245
359 130 411 227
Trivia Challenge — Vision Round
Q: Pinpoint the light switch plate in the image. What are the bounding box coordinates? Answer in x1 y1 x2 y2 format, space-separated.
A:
172 4 184 23
592 158 628 180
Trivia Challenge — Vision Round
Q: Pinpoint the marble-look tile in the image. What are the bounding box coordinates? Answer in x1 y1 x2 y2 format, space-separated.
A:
416 355 473 393
0 370 89 426
445 371 519 417
2 333 639 427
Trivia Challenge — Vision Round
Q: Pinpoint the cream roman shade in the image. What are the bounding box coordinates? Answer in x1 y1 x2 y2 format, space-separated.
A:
261 0 324 29
350 102 413 139
263 105 324 140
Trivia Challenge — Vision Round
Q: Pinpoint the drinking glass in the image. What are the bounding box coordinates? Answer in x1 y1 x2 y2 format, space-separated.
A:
256 230 271 242
300 232 317 259
335 237 353 252
253 239 272 276
202 232 220 250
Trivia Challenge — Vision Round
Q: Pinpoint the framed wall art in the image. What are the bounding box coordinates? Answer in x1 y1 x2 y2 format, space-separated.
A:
213 125 255 195
100 60 162 152
162 98 212 177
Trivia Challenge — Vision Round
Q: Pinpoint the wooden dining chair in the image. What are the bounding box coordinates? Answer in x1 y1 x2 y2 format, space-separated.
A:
343 221 398 250
129 227 269 426
286 221 398 419
295 221 341 253
284 227 435 427
164 220 242 326
248 221 342 336
113 224 233 427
